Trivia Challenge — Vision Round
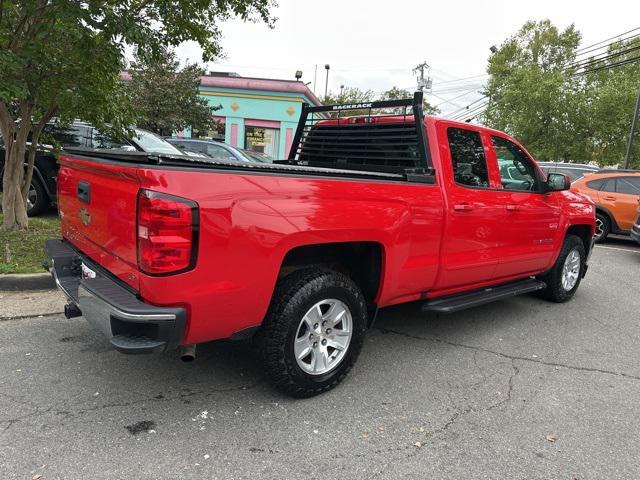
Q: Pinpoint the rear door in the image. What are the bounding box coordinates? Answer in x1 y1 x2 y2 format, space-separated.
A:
434 124 505 290
488 135 562 277
598 178 620 227
613 176 640 230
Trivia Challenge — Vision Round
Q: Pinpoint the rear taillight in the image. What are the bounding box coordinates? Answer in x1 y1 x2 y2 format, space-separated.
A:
137 189 198 275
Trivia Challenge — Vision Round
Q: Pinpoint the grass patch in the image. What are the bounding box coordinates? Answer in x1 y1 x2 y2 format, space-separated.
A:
0 214 60 274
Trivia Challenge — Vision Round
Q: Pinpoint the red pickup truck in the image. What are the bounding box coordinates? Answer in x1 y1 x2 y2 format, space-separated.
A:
46 93 595 397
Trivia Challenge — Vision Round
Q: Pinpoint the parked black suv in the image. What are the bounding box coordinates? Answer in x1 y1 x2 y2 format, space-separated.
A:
0 122 184 216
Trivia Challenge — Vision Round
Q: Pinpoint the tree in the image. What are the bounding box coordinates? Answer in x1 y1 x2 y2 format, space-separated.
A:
379 86 440 115
482 19 640 166
322 86 439 117
128 48 221 137
0 1 274 230
482 20 584 161
579 37 640 166
323 86 375 105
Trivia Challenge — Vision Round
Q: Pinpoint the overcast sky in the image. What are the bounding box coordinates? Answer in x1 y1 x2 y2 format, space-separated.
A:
175 0 639 116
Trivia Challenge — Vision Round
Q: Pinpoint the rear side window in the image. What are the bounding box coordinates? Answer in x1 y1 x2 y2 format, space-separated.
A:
92 129 133 150
601 179 616 193
42 124 86 148
206 145 237 161
447 128 489 188
616 177 640 195
555 168 582 182
586 178 605 190
176 142 203 153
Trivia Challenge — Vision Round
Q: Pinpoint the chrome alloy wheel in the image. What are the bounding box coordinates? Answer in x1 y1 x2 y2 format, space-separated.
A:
595 217 605 240
294 299 353 376
27 183 37 210
561 249 581 291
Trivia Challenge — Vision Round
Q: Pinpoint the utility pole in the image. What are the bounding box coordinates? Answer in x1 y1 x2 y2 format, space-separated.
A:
413 61 432 92
313 64 317 95
324 64 330 102
624 88 640 169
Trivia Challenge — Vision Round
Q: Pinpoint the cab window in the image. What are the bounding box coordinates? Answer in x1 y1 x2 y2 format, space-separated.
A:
447 127 489 188
492 136 540 192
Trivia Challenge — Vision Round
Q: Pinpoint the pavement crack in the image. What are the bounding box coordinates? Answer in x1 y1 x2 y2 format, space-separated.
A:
486 358 519 411
377 327 640 381
0 380 262 435
0 312 63 322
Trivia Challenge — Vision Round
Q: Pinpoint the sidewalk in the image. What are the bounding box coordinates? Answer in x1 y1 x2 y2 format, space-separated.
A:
0 273 63 319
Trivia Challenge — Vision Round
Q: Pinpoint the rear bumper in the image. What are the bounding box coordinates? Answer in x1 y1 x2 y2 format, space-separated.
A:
45 239 186 354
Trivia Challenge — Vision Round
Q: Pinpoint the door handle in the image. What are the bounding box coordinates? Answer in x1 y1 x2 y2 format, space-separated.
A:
603 196 616 201
506 204 519 212
453 203 474 211
77 181 90 204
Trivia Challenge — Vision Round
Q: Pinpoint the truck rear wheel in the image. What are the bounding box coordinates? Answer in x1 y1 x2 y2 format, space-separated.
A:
538 235 585 303
258 268 367 397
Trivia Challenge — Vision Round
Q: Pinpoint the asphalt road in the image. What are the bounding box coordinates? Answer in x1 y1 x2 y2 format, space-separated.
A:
1 238 639 480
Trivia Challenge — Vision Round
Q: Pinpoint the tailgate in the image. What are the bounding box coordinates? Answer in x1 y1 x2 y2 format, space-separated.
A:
57 154 141 290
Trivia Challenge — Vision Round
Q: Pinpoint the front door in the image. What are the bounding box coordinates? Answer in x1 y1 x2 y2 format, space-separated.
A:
600 176 640 231
434 124 505 291
490 135 562 278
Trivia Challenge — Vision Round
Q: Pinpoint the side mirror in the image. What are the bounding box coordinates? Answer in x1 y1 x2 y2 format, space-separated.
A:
546 173 571 192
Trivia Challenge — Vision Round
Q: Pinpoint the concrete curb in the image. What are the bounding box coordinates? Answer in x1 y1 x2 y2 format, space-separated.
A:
0 273 55 291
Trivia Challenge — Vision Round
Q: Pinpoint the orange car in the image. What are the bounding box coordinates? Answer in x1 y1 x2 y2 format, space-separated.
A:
571 171 640 242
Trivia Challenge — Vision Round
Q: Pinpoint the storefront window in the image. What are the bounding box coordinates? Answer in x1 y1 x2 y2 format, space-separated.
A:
245 126 280 158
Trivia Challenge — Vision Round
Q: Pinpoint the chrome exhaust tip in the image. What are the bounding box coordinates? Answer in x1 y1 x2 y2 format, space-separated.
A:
180 344 196 362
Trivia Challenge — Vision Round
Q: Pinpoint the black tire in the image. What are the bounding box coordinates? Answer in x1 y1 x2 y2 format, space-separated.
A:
258 268 367 398
594 212 610 243
26 178 48 217
538 235 586 303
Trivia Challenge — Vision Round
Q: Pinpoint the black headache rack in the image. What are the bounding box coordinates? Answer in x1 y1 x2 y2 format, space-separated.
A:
278 91 434 182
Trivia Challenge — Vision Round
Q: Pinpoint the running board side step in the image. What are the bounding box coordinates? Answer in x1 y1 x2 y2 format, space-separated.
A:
422 279 546 314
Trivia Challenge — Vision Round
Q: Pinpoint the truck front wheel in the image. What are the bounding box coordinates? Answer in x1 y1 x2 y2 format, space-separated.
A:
538 235 586 303
259 268 367 397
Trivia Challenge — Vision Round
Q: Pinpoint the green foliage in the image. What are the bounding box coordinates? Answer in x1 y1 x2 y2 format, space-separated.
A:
0 213 60 273
322 86 439 117
379 86 440 115
128 48 220 136
483 19 640 166
0 0 275 229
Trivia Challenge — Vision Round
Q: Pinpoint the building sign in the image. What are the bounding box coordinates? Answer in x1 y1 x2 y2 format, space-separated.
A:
245 127 265 147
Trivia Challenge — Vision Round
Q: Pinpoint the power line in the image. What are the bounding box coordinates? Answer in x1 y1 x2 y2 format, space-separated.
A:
448 96 489 118
568 43 640 72
574 27 640 55
451 101 489 121
433 88 480 107
572 55 640 76
573 32 640 62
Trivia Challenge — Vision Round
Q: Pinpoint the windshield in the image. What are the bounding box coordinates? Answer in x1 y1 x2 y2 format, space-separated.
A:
132 129 184 155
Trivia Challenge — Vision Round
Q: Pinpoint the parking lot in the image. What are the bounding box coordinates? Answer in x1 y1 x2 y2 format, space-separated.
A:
1 238 639 479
